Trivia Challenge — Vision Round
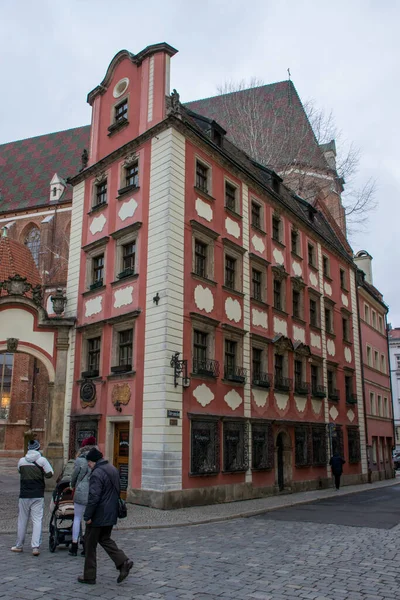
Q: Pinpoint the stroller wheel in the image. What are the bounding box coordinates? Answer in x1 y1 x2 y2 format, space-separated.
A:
49 522 58 553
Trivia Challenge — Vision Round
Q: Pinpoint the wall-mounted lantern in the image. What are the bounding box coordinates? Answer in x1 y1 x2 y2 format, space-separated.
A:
50 287 67 315
170 352 190 388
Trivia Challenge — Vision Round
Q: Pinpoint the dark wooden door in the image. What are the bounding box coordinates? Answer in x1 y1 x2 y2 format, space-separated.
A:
113 423 130 500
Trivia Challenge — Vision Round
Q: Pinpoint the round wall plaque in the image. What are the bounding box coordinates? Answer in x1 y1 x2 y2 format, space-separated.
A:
80 381 96 408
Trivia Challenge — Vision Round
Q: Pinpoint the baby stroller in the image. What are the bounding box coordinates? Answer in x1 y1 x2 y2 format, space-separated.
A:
49 477 75 552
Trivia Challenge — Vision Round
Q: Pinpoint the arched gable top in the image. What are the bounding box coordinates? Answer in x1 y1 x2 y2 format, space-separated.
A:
272 334 294 353
87 43 178 105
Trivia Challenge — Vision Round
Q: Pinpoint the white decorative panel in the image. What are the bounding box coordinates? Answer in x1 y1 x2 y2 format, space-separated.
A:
113 286 133 308
341 293 349 307
273 316 287 336
251 234 265 254
347 409 355 423
309 272 318 287
225 297 241 323
292 261 302 276
273 247 284 265
312 399 323 415
252 308 268 329
194 285 214 313
0 308 55 357
295 396 307 413
324 282 332 296
329 405 339 420
195 198 213 222
89 213 106 235
224 389 242 410
310 332 321 349
293 325 305 343
193 384 214 407
275 393 289 410
118 198 138 222
327 339 336 356
344 347 352 363
225 217 240 239
252 389 268 408
85 296 102 317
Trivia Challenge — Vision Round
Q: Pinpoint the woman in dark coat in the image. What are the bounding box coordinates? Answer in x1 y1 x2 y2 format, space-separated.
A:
329 452 346 490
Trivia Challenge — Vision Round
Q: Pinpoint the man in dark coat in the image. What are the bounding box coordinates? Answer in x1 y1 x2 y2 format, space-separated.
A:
77 448 133 585
329 452 346 490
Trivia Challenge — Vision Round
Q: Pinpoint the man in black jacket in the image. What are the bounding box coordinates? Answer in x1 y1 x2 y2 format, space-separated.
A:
329 452 346 490
78 448 133 585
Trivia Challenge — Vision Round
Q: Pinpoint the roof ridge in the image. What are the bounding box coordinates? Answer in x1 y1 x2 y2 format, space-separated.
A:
0 124 90 148
184 80 292 105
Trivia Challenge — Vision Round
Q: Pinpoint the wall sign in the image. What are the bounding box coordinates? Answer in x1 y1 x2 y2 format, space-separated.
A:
167 410 180 419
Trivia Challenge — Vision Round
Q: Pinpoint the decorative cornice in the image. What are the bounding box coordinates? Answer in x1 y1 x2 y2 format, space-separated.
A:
190 220 219 240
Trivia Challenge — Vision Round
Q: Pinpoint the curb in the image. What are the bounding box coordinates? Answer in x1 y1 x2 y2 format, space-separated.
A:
1 479 399 535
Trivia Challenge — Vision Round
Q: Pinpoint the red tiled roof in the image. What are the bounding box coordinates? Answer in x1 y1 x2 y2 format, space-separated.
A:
185 81 328 172
0 125 90 214
389 328 400 339
0 235 42 292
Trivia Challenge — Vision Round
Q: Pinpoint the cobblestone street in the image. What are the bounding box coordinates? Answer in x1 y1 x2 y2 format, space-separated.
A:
1 487 400 600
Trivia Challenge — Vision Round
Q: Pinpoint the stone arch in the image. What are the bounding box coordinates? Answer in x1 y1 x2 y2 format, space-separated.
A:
275 428 292 491
0 341 55 382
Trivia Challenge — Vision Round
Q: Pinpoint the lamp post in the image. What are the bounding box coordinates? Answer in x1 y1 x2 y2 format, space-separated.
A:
170 352 190 388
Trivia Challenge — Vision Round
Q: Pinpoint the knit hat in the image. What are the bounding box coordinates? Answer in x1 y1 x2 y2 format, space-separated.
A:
86 448 103 463
81 436 96 447
28 440 40 451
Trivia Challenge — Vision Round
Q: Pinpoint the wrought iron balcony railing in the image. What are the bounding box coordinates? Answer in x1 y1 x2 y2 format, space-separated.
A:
89 279 103 291
346 393 358 404
328 388 340 401
252 371 272 389
224 365 247 384
81 369 99 379
312 384 327 398
274 376 293 392
295 380 310 395
193 358 220 378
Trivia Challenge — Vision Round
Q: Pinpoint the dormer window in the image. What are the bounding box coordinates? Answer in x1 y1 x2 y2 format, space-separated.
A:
115 99 128 123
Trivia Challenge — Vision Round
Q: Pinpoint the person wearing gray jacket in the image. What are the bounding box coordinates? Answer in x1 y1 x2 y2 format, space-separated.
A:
69 437 97 556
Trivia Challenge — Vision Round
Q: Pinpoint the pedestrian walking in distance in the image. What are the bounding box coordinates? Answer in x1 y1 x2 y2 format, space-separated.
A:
68 436 97 556
329 451 346 490
78 448 133 585
11 439 54 556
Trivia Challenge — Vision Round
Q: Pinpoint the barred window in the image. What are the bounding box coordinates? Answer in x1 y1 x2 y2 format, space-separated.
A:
312 425 327 466
295 426 311 467
331 424 344 457
190 419 220 475
347 426 361 464
223 420 248 472
252 421 274 470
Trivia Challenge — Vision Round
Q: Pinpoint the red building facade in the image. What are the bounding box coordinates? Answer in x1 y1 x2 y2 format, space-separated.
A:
67 44 367 507
355 251 393 480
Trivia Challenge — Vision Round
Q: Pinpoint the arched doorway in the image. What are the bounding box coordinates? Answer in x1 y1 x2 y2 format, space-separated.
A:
275 430 292 491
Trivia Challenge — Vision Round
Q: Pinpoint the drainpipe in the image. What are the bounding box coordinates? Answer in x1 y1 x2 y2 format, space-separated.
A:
355 270 371 483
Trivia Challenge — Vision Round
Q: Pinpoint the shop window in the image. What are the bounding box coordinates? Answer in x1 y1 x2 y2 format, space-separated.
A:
252 421 274 470
190 419 220 475
223 420 249 472
347 426 361 464
312 425 327 466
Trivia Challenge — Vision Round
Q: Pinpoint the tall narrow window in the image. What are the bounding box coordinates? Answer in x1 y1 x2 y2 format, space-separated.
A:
308 243 315 267
272 216 281 242
225 255 236 290
311 365 318 394
225 182 237 211
372 311 377 329
322 256 330 277
325 307 332 333
274 279 282 311
340 268 346 289
342 316 350 342
92 254 104 286
224 340 237 376
252 348 262 380
327 370 334 397
118 329 133 368
294 359 304 392
193 330 208 373
122 242 135 273
364 304 370 323
252 268 262 301
194 240 207 278
87 337 101 375
94 181 107 207
291 229 298 254
275 354 283 383
345 375 353 403
251 202 261 228
196 161 209 193
125 161 139 188
25 227 41 267
310 298 318 327
293 289 300 319
0 353 13 420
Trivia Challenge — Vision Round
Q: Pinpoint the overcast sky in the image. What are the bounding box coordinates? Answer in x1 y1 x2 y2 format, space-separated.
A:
1 1 398 322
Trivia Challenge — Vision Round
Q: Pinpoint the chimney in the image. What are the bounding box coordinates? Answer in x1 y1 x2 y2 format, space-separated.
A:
354 250 373 285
